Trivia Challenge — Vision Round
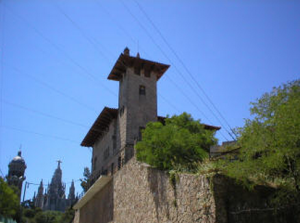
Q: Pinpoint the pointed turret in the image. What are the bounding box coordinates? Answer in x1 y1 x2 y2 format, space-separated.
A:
68 180 75 201
35 180 44 209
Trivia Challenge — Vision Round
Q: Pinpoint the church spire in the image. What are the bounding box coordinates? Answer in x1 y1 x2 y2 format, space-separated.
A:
57 160 62 169
68 180 75 201
35 179 44 209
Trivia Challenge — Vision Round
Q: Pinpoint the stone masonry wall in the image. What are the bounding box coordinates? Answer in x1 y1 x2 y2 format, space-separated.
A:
75 158 300 223
112 158 216 223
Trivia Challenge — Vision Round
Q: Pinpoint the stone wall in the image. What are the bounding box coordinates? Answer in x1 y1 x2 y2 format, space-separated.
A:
112 158 216 223
75 158 300 223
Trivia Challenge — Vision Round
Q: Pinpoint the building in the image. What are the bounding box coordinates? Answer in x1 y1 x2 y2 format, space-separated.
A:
6 151 27 201
81 47 170 185
73 48 223 223
81 47 220 187
33 161 76 212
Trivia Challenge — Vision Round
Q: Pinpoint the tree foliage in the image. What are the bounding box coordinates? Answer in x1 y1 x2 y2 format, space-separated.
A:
80 167 91 193
34 211 62 223
0 177 20 219
21 207 74 223
221 80 300 194
136 112 218 171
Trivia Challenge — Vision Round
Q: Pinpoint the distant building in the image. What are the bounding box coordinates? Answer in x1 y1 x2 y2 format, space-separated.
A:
33 161 77 212
210 140 239 158
6 151 27 201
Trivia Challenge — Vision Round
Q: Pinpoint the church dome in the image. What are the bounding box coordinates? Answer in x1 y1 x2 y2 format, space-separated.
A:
9 151 27 172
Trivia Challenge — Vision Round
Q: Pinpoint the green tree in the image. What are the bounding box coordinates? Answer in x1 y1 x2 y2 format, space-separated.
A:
80 167 91 192
34 211 62 223
58 207 75 223
221 80 300 193
0 177 20 219
136 112 218 171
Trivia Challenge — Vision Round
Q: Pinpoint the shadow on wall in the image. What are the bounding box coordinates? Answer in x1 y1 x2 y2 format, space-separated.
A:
147 167 171 221
213 175 300 223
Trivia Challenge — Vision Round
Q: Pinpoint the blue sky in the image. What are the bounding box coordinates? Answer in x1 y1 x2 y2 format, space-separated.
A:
0 0 299 200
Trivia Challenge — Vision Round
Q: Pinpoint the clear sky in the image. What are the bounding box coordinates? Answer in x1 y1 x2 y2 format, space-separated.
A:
0 0 299 201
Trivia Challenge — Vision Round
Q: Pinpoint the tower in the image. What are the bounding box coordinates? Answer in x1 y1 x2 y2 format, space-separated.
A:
108 48 169 161
34 180 44 209
44 160 66 211
81 48 169 182
68 180 76 205
7 151 27 201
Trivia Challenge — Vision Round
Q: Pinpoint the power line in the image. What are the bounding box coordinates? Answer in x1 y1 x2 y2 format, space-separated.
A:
3 125 80 144
0 168 4 177
53 2 113 67
119 0 231 141
95 0 152 59
134 0 236 139
3 62 98 113
53 2 228 141
3 3 117 97
2 99 89 129
0 0 6 177
52 3 182 116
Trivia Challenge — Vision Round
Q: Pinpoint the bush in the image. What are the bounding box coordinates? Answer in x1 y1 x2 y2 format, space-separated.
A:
136 113 218 171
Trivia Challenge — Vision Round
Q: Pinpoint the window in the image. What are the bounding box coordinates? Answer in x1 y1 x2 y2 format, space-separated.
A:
104 147 110 161
112 135 117 154
139 127 145 141
111 163 114 175
134 66 141 75
139 85 146 95
93 157 97 171
144 69 150 78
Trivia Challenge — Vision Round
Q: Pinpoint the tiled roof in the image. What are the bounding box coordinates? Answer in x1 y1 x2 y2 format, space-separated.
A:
107 53 170 81
81 107 118 147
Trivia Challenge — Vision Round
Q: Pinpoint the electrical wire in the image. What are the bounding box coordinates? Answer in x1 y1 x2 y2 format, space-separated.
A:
119 0 231 140
134 0 236 139
1 99 89 128
3 3 117 97
3 62 98 113
2 125 80 144
52 2 182 115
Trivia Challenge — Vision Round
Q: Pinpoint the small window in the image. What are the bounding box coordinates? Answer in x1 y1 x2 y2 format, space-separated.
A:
139 127 145 141
104 147 110 161
134 66 141 75
144 69 150 78
139 85 146 95
93 157 97 171
111 163 114 175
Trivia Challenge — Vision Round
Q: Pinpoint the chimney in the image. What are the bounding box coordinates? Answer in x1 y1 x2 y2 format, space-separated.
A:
123 47 130 56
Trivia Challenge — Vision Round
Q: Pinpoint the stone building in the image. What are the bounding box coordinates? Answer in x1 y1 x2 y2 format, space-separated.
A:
33 161 76 212
81 48 220 186
6 151 27 201
73 49 300 223
81 47 171 184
